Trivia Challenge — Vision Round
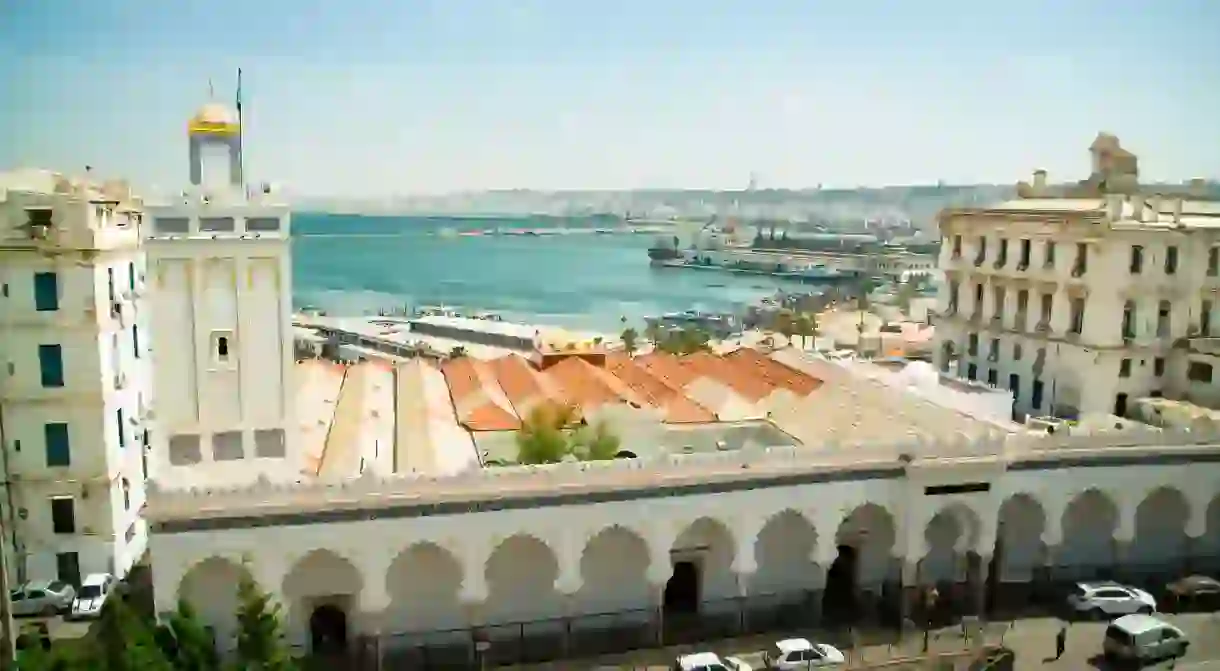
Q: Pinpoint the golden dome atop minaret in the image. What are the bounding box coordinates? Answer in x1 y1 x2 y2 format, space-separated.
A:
188 102 239 136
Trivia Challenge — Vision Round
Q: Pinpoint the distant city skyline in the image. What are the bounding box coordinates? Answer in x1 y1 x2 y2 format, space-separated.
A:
3 0 1219 197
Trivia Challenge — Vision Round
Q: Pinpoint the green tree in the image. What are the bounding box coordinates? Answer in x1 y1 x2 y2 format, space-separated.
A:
96 595 174 671
160 600 220 670
643 322 663 345
233 567 296 671
570 421 621 461
793 313 818 349
515 404 578 464
774 310 797 346
620 327 639 355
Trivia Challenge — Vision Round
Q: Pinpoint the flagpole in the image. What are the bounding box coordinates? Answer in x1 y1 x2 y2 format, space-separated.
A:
236 68 245 191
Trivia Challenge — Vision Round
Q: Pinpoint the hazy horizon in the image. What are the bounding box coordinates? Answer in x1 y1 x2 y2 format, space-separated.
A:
4 0 1219 197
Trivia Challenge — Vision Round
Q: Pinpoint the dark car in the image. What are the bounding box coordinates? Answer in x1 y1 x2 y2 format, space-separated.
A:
1166 575 1220 612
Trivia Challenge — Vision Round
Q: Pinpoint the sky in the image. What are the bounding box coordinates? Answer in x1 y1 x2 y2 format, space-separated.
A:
2 0 1219 196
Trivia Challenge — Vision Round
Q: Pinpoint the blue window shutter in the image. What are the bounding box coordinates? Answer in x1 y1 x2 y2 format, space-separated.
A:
128 262 135 291
44 423 71 467
38 345 64 387
33 272 59 311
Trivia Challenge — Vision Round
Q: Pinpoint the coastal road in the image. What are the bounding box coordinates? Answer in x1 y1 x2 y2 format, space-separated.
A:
505 613 1220 670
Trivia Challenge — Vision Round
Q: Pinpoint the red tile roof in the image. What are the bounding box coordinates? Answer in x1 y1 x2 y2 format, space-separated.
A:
443 348 821 431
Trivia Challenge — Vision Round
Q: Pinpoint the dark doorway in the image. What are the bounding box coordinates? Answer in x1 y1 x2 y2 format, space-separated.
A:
309 604 348 655
663 560 700 615
821 545 859 624
986 542 1002 615
55 552 81 587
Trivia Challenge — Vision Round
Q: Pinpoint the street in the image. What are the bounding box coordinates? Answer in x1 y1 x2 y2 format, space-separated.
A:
505 613 1220 670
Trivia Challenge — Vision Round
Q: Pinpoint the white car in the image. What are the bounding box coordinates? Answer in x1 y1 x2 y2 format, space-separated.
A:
763 638 846 668
69 573 116 620
1067 581 1157 619
674 651 753 671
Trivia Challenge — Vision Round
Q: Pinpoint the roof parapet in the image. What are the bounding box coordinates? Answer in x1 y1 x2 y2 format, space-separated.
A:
145 423 1220 523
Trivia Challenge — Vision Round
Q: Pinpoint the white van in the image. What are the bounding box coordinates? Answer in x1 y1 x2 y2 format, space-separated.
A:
1103 614 1189 664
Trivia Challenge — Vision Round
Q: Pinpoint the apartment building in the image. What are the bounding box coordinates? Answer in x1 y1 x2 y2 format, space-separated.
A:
0 170 152 585
933 137 1220 420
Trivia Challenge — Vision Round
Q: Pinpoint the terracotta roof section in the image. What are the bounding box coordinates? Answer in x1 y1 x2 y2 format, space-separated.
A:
605 353 717 423
487 354 564 417
634 352 701 388
725 347 823 395
680 351 776 402
544 356 628 410
440 357 520 431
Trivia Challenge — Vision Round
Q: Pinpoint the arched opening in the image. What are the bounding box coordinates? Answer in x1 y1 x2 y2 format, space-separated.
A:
994 494 1047 611
177 557 249 654
385 542 464 633
282 549 363 653
918 505 981 624
1059 489 1119 579
750 510 818 596
578 526 650 615
614 450 638 459
309 603 348 655
663 561 700 615
665 517 735 617
1131 487 1190 578
1203 495 1220 572
823 503 897 627
483 534 561 624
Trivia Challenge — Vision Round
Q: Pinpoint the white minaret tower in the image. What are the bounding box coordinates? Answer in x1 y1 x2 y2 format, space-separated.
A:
143 79 300 485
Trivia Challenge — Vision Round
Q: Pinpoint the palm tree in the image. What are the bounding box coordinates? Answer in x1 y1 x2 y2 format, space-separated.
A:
794 313 818 349
621 327 640 355
774 310 797 346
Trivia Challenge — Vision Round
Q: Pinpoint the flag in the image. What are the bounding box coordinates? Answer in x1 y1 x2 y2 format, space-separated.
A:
236 68 243 113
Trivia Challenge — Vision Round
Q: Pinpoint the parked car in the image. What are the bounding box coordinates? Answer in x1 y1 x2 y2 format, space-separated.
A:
1166 574 1220 611
674 651 753 671
1067 581 1157 619
69 573 115 620
1103 614 1189 664
10 580 76 617
762 638 846 668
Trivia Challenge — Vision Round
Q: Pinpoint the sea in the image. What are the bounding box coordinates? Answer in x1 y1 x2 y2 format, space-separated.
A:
293 213 811 333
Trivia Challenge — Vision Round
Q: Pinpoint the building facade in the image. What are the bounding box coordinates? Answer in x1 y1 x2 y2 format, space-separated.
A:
0 171 152 585
934 150 1220 420
143 103 299 484
146 428 1220 660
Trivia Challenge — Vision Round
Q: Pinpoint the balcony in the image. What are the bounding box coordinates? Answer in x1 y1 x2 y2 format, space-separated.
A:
1071 264 1087 278
1035 320 1052 334
973 254 986 268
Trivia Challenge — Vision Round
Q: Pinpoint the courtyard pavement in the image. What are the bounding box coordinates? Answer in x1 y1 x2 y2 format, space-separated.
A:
502 612 1220 670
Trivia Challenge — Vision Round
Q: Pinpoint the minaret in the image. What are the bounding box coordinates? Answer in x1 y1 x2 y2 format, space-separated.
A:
187 101 242 189
143 84 299 485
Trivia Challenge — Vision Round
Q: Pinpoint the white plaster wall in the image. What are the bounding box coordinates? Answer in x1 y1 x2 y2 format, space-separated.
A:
151 456 1220 649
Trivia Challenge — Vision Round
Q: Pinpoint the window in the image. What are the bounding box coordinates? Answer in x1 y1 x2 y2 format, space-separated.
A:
1032 379 1044 410
122 478 131 510
132 325 140 359
974 237 987 265
1154 357 1165 376
1203 300 1213 337
1119 359 1132 378
1188 361 1213 383
33 272 59 311
1018 239 1031 268
995 238 1008 267
154 217 190 234
107 267 115 303
1210 248 1219 277
245 217 281 232
948 280 960 313
1122 301 1136 339
1044 241 1056 268
988 338 999 361
986 368 998 385
200 217 235 232
38 344 64 387
966 363 978 380
1158 300 1171 338
967 333 979 356
1009 373 1020 401
1129 245 1143 274
50 497 75 534
128 262 135 291
1039 293 1053 324
218 336 229 359
1165 245 1178 275
116 409 126 448
1013 342 1023 360
1069 297 1085 335
1072 243 1088 276
952 235 962 258
44 423 70 467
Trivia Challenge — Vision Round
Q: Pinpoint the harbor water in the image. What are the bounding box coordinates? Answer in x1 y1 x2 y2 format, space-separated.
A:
293 213 810 332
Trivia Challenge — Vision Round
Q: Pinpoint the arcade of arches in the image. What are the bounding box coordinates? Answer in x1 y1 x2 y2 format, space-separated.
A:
175 488 1220 650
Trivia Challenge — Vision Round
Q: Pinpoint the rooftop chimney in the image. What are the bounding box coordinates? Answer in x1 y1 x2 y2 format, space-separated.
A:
1106 194 1123 221
1130 194 1145 222
1172 198 1184 224
1149 194 1163 220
